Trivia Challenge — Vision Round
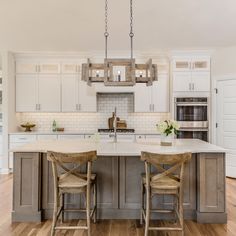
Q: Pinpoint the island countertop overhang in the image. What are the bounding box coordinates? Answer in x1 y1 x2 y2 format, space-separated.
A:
11 138 226 156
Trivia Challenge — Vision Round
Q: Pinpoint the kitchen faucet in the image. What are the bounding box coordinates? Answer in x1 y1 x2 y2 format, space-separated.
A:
113 107 117 143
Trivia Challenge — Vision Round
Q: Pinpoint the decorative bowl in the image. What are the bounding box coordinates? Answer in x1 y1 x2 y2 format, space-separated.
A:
21 123 36 132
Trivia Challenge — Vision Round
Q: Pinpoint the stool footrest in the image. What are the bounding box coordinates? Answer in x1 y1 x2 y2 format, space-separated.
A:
55 226 88 230
149 226 183 231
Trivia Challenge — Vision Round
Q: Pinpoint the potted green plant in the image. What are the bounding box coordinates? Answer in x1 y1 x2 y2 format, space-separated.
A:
157 120 180 146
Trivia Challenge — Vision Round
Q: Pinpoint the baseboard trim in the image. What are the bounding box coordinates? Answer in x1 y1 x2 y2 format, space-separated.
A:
0 168 11 174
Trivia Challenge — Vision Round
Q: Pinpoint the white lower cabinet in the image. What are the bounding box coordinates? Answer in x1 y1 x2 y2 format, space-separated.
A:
37 135 58 140
58 135 84 140
117 134 135 142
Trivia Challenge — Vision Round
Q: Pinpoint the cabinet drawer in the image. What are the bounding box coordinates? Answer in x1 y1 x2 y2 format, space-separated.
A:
9 135 37 143
117 134 135 142
58 135 84 140
145 134 160 140
37 135 58 140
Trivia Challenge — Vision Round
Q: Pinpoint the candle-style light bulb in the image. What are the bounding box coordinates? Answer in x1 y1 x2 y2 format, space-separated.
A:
117 70 121 82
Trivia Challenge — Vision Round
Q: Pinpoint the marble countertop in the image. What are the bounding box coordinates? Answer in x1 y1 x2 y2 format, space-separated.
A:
11 139 226 156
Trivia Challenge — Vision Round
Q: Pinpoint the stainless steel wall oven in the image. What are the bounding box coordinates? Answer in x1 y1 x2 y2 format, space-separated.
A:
174 97 208 141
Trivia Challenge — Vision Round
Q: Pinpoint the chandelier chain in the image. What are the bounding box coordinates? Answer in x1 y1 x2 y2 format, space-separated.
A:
104 0 109 59
130 0 134 59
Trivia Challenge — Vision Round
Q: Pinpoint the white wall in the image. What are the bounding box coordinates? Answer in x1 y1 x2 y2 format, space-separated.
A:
212 46 236 77
1 51 17 173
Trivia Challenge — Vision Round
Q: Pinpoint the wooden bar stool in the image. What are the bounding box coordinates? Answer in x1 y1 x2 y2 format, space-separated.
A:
47 150 97 236
140 152 191 236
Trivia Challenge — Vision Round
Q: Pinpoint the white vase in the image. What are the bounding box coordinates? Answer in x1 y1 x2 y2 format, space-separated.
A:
160 134 174 146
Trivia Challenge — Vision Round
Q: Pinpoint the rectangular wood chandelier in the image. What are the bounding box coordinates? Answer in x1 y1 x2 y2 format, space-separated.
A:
81 0 158 86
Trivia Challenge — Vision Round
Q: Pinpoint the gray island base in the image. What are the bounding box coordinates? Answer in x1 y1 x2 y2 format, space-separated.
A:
11 139 227 224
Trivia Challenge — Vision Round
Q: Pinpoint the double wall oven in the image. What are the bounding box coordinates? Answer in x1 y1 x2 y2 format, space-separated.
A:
174 97 209 141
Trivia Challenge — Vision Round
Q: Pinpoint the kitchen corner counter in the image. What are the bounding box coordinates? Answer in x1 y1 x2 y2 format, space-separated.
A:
11 139 227 224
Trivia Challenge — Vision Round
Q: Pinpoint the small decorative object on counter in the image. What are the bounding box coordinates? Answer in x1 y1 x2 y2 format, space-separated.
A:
56 127 64 132
157 120 180 146
52 120 57 132
21 122 36 132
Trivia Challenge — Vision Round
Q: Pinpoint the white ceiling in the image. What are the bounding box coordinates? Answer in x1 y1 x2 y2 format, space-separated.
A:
0 0 236 52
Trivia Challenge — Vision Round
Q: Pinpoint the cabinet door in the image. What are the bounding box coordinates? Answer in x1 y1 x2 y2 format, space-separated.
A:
172 58 191 72
173 72 192 92
198 153 225 213
152 75 169 112
61 63 80 74
38 75 61 112
78 79 97 112
38 62 60 74
16 75 38 112
134 83 152 112
16 61 38 74
191 72 210 92
192 57 210 72
61 75 79 112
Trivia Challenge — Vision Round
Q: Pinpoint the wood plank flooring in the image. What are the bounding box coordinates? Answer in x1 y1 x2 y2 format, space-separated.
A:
0 174 236 236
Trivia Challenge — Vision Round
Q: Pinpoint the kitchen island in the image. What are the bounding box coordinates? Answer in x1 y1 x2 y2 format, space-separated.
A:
11 139 227 224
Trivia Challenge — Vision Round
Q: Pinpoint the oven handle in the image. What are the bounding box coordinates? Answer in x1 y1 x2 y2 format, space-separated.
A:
176 103 208 106
179 128 209 131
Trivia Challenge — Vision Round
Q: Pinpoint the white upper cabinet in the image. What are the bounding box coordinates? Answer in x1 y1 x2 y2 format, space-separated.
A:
135 74 169 113
134 84 152 112
191 58 210 71
172 54 211 93
16 60 60 74
152 74 169 112
61 63 80 74
172 58 191 72
16 75 38 112
61 75 79 112
38 62 60 74
173 56 210 72
38 75 61 112
16 61 38 74
78 80 97 112
173 72 192 92
191 72 210 92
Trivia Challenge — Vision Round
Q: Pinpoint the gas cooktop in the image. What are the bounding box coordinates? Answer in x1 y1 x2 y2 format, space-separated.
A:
98 128 135 133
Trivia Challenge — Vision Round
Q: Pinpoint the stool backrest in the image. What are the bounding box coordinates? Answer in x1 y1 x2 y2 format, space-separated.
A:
47 151 97 189
141 152 191 186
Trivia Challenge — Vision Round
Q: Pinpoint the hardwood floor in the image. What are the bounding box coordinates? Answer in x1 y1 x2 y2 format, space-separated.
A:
0 174 236 236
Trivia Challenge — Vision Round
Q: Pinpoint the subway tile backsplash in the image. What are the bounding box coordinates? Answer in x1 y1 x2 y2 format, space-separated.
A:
16 93 169 133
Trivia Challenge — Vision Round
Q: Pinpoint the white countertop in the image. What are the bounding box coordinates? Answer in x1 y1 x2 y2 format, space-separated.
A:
9 131 160 135
11 139 226 156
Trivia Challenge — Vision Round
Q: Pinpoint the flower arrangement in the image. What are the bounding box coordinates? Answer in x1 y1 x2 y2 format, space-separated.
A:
157 120 180 136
